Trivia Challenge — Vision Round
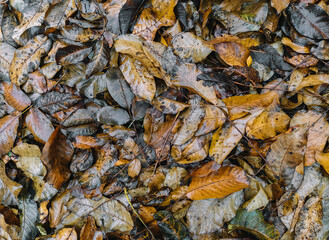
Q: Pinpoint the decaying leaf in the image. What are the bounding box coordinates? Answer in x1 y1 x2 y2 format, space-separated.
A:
187 190 244 234
10 35 52 86
0 113 19 156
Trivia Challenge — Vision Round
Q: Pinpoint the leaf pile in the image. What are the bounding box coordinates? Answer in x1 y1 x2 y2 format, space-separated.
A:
0 0 329 239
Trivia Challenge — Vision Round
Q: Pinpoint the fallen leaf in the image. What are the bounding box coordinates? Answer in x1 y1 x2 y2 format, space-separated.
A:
172 32 213 62
26 107 54 144
214 42 250 66
186 165 249 200
10 35 52 86
41 127 74 189
173 63 221 105
0 114 19 156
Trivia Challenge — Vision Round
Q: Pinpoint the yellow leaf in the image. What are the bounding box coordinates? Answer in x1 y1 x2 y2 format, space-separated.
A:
246 111 290 140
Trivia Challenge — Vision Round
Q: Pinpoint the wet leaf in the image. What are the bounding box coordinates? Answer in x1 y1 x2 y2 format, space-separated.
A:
271 0 290 13
10 35 52 86
173 63 220 105
45 0 77 29
3 82 31 111
250 44 292 71
228 209 280 240
86 40 111 77
12 0 50 43
266 127 307 185
0 114 19 156
295 74 329 91
97 106 130 126
106 67 134 109
154 210 191 240
172 32 213 62
188 190 244 235
26 107 54 144
120 55 155 101
41 127 74 189
209 114 258 164
0 160 22 206
287 3 329 40
0 42 15 81
214 42 250 66
133 0 178 40
246 111 290 140
55 45 92 65
19 194 39 240
186 165 249 200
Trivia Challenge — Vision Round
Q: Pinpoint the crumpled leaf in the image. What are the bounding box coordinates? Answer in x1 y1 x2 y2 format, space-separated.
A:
186 165 249 200
41 127 74 189
187 190 244 234
287 3 329 40
172 32 213 62
0 213 20 240
172 133 212 164
10 35 52 86
228 209 280 240
0 160 22 206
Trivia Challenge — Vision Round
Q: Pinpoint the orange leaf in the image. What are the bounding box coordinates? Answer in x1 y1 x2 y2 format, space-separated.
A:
3 82 31 111
186 166 249 200
41 127 74 189
0 114 19 156
26 107 54 144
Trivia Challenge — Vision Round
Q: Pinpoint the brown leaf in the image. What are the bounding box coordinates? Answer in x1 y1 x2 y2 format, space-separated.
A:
128 159 141 178
173 63 222 106
133 0 178 40
80 216 102 240
26 107 54 144
10 35 52 86
271 0 290 13
172 32 214 62
55 45 92 65
0 114 19 156
120 55 155 101
186 166 249 200
2 82 31 111
214 42 250 66
223 91 278 120
41 127 74 189
266 127 307 185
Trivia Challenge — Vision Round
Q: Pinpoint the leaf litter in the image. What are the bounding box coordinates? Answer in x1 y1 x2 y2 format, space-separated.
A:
0 0 329 239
